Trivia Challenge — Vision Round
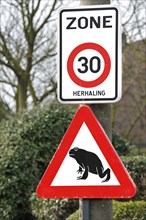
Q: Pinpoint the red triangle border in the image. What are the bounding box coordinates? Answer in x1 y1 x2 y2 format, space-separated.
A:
36 106 136 198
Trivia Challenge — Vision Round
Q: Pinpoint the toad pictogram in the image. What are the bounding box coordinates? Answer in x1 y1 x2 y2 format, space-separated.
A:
69 147 110 182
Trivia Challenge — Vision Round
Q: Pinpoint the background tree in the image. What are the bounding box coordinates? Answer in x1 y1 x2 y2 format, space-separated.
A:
111 0 146 145
0 0 61 112
0 97 12 122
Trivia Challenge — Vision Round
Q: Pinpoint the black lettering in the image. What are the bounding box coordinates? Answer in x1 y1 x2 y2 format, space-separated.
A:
73 91 78 96
102 90 105 96
78 57 88 73
98 91 102 95
81 91 84 96
90 56 101 73
78 17 88 29
103 16 112 28
90 16 100 28
66 17 76 29
84 91 88 95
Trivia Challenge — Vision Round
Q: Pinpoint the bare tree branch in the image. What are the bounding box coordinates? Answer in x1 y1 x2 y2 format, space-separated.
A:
36 0 57 34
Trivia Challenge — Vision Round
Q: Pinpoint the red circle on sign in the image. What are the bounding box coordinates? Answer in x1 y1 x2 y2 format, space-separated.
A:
67 43 111 88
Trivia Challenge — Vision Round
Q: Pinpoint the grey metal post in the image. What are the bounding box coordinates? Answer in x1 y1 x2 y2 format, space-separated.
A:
79 0 113 220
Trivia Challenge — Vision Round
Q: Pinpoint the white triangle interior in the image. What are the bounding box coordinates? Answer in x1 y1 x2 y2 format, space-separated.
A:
51 122 120 186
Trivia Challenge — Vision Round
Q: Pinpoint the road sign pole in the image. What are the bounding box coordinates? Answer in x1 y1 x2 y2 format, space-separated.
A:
80 0 112 220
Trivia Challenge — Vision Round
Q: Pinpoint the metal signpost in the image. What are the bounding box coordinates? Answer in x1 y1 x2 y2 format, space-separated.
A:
80 1 114 219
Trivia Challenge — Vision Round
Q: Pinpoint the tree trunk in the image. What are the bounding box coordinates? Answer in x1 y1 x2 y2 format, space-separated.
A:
17 78 28 111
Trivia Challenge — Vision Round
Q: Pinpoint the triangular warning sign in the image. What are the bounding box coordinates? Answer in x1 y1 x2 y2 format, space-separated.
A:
36 106 136 198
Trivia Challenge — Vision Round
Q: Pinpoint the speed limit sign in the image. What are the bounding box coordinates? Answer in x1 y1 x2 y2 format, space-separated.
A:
58 5 122 103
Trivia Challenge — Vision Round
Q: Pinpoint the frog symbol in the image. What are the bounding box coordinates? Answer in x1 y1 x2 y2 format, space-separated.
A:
69 147 110 182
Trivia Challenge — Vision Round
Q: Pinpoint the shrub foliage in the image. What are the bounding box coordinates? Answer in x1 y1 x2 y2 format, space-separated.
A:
67 201 146 220
31 193 78 220
112 133 131 156
0 103 77 220
122 155 146 200
113 200 146 220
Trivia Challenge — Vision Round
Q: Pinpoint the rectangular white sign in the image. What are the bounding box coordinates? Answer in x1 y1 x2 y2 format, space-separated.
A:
58 5 122 103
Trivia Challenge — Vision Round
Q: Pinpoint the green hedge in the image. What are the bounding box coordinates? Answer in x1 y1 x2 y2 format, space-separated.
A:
30 193 78 220
113 200 146 220
0 103 77 220
122 156 146 200
67 201 146 220
66 210 79 220
112 133 130 156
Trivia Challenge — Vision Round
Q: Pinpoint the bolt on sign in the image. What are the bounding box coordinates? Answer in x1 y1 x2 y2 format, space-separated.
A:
58 5 122 103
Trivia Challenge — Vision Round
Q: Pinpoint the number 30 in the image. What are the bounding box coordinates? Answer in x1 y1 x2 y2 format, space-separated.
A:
77 56 101 74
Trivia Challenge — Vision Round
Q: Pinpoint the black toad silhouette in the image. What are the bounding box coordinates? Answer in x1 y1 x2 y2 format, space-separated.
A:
69 147 110 182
